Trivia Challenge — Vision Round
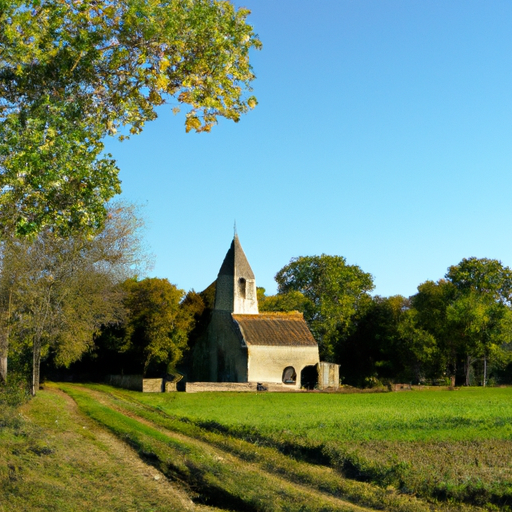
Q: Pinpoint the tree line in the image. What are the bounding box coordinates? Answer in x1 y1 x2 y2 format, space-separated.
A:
259 255 512 388
2 229 512 392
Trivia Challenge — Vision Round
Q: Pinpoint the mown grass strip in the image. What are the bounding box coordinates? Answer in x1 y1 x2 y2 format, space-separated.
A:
59 383 377 512
80 384 512 511
73 383 485 512
0 389 204 512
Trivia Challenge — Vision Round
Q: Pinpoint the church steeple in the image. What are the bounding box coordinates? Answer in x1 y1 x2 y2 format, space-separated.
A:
214 234 259 314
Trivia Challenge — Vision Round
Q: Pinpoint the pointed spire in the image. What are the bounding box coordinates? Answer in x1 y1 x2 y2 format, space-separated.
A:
215 233 258 314
218 234 255 279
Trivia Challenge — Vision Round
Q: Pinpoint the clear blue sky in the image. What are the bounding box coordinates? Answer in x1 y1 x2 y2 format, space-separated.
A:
104 0 512 298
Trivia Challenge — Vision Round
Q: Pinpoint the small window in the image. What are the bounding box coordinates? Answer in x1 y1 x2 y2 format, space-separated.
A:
238 277 246 299
282 366 297 385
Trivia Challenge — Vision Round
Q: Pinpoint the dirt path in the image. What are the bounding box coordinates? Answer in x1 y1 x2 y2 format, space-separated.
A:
65 384 382 512
48 387 228 512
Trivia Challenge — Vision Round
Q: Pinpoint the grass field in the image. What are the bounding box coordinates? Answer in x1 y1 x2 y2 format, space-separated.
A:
2 384 512 511
0 387 219 512
110 386 512 508
131 386 512 442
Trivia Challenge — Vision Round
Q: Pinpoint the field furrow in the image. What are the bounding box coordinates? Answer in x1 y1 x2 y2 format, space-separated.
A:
56 383 488 512
58 383 382 512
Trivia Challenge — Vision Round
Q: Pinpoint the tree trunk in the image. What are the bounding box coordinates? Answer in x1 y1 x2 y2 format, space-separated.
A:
449 355 456 387
0 355 6 384
0 324 7 385
483 355 487 387
0 290 12 385
465 354 472 386
32 337 42 396
0 335 7 384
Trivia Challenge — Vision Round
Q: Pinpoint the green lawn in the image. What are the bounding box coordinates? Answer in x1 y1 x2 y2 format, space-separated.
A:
128 386 512 442
3 384 512 511
106 385 512 509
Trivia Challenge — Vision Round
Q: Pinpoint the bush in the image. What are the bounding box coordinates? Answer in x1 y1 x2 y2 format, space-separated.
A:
0 373 30 408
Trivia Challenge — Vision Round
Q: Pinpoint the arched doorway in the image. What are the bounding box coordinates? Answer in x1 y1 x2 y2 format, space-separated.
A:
282 366 297 385
300 365 318 390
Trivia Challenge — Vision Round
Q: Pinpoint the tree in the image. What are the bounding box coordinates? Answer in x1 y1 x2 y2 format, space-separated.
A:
274 255 374 361
0 287 12 384
445 258 512 386
117 277 193 376
411 279 458 385
409 259 512 386
446 258 512 304
257 287 310 313
395 306 439 384
338 294 438 386
0 0 261 236
338 295 403 386
0 203 146 393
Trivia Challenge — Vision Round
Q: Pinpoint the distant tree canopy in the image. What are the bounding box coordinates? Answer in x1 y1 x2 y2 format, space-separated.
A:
258 288 310 314
340 295 438 387
5 240 510 390
94 277 195 377
268 255 375 361
257 255 512 387
0 0 261 236
340 257 512 387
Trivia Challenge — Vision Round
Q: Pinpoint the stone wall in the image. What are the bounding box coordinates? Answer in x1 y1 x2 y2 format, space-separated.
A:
142 378 164 392
107 375 177 393
247 345 320 389
317 362 340 389
165 381 177 392
186 381 299 393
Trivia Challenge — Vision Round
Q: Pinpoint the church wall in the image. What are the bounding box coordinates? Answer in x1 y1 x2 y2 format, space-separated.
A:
247 345 320 389
207 311 248 382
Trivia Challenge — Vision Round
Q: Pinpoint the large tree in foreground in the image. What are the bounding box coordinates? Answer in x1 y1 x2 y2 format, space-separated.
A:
0 0 261 236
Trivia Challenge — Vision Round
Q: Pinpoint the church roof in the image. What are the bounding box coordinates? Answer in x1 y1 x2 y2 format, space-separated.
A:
218 234 255 279
232 313 318 347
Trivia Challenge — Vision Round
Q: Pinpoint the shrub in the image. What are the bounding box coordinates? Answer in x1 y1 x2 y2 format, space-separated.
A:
0 373 30 408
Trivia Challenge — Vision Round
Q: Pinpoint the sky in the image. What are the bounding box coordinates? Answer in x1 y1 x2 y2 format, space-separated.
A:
104 0 512 298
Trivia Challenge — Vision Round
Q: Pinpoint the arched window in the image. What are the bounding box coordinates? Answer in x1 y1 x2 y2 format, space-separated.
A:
282 366 297 385
238 277 246 299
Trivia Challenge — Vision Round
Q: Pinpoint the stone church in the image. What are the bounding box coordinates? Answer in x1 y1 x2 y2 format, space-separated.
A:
203 234 321 389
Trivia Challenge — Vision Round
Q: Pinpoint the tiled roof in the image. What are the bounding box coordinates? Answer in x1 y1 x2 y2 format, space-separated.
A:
232 313 318 347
